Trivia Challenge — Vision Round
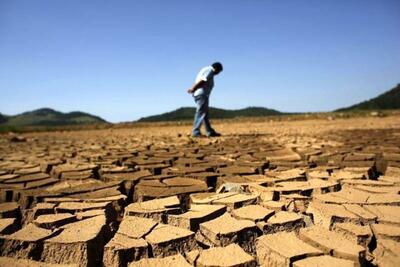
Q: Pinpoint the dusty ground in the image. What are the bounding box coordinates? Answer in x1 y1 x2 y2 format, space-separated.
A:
0 115 400 266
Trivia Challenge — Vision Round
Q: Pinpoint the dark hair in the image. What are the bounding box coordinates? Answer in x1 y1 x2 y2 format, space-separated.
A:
212 62 223 73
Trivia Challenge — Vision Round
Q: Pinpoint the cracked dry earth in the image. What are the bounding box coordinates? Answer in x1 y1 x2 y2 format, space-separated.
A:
0 116 400 267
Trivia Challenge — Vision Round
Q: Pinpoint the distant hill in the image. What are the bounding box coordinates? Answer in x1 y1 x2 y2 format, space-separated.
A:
138 106 282 122
0 108 108 126
336 83 400 112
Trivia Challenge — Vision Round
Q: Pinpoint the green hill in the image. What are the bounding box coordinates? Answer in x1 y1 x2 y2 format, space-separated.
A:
0 108 108 126
336 83 400 112
138 106 282 122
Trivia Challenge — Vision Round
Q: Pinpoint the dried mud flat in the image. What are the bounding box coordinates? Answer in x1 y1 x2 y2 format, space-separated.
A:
1 116 400 267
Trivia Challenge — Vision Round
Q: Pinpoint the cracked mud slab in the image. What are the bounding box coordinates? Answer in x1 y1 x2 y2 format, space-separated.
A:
124 196 181 223
144 223 196 257
197 213 258 253
256 232 322 267
299 226 366 265
168 204 226 231
293 255 355 267
128 253 192 267
41 215 107 266
190 243 256 267
0 223 60 259
258 211 304 234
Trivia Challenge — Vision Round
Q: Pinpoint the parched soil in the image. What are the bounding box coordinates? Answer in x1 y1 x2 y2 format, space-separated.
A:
1 115 400 266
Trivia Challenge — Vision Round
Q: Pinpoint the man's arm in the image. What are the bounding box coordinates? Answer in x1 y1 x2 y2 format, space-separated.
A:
187 80 205 94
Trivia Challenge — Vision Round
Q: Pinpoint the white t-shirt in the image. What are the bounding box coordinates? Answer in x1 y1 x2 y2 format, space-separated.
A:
193 66 215 97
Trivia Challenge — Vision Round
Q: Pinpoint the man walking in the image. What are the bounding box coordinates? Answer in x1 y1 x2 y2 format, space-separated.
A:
187 62 223 137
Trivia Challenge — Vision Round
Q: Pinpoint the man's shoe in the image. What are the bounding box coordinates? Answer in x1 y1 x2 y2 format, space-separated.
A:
207 132 221 137
191 134 206 138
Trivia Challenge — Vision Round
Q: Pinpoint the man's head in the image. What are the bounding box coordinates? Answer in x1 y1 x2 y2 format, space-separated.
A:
212 62 223 74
